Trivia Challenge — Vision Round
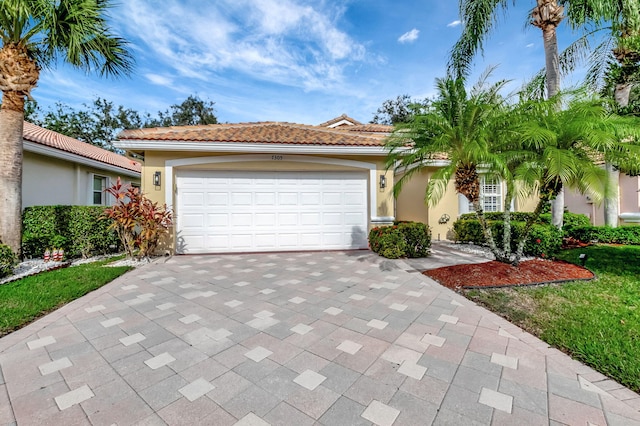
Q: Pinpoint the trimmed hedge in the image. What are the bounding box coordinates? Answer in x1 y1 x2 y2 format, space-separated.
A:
453 219 563 257
458 211 591 233
0 244 17 278
567 226 640 245
369 221 431 259
22 206 120 259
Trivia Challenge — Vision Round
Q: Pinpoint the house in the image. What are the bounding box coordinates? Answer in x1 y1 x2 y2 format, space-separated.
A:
22 122 141 208
565 172 640 226
116 117 395 254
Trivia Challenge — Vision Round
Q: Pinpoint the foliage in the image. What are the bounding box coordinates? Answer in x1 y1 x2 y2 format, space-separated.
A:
453 219 562 257
103 178 172 258
369 222 431 259
567 225 640 245
465 245 640 392
0 258 131 336
144 95 218 127
459 211 591 233
41 98 143 151
0 244 17 278
371 94 430 125
22 206 120 259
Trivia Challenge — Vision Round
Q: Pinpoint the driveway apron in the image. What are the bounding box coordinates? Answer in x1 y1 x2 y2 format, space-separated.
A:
1 250 639 425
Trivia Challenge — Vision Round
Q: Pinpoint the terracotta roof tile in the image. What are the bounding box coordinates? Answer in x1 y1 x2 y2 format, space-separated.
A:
23 122 141 173
118 122 387 146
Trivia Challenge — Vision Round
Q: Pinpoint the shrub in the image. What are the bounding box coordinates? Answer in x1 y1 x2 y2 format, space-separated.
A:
452 218 562 257
397 221 431 257
22 206 120 259
369 221 431 259
0 244 17 278
568 226 640 245
103 178 172 258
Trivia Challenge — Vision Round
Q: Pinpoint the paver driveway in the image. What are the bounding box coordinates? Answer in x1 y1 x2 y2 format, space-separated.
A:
1 249 640 425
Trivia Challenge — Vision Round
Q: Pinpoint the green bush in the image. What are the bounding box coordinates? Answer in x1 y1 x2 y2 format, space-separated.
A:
568 226 640 245
453 217 562 257
369 221 431 259
397 221 431 257
0 244 17 278
22 206 121 259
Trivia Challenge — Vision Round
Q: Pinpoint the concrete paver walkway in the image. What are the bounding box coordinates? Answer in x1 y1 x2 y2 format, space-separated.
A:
1 248 639 425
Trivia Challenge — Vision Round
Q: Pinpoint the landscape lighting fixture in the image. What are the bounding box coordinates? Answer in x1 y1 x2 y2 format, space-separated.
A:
153 171 161 187
379 175 386 190
579 253 588 267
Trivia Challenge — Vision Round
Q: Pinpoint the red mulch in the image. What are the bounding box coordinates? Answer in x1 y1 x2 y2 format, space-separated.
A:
424 259 594 291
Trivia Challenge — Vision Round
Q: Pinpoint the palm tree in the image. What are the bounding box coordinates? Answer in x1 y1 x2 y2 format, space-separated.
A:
449 0 567 228
386 72 510 259
0 0 132 254
562 0 640 226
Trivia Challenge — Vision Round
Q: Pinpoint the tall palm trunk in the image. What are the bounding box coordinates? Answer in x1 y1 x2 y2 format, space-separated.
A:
532 0 564 228
0 92 25 254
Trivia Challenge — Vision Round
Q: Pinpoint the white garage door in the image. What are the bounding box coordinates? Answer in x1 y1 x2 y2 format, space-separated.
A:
176 170 369 254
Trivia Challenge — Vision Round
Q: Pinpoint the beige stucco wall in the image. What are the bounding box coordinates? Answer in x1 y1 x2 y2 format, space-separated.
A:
564 173 640 226
23 151 140 208
394 168 459 241
395 169 540 241
140 150 395 225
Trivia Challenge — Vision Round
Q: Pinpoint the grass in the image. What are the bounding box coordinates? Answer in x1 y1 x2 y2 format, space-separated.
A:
465 244 640 392
0 258 132 336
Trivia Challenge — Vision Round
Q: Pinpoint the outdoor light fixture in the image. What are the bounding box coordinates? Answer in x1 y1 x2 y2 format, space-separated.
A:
379 175 386 190
153 171 161 187
579 253 588 267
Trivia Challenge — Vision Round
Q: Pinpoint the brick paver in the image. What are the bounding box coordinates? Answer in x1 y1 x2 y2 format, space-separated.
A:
1 244 640 425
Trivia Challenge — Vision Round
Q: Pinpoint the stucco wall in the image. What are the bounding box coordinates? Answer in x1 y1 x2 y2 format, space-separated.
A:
23 151 140 208
140 151 394 219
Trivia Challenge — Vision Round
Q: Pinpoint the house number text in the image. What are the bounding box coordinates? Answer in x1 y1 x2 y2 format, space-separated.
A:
271 155 284 160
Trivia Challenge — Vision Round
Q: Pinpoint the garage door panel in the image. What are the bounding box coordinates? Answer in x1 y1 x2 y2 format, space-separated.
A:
177 171 368 253
255 213 276 227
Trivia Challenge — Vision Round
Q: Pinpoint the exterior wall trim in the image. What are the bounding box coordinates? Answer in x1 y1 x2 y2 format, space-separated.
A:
164 154 388 223
116 140 389 155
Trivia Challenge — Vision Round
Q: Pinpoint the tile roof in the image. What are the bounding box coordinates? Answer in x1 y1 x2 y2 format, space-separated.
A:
23 122 141 173
117 122 388 147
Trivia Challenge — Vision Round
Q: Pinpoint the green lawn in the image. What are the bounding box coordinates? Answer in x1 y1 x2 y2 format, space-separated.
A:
465 244 640 392
0 259 131 336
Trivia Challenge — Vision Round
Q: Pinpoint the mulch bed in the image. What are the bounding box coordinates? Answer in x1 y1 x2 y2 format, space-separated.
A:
424 259 595 291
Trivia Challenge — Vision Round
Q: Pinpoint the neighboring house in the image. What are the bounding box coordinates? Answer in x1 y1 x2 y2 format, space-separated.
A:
22 121 141 208
116 117 394 254
565 173 640 226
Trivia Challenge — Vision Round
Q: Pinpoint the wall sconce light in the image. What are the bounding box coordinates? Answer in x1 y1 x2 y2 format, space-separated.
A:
379 175 386 190
153 171 161 187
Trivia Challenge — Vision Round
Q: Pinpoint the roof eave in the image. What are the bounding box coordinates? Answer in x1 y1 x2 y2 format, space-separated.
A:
113 140 391 156
24 140 141 178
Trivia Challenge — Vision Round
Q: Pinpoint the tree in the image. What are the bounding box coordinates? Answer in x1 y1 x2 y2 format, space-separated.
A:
144 95 217 127
561 0 640 226
371 95 430 125
42 98 142 151
0 0 132 255
385 72 510 260
449 0 567 228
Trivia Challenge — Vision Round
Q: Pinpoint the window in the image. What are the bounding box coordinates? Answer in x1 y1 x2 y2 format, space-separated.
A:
469 176 502 212
92 175 107 205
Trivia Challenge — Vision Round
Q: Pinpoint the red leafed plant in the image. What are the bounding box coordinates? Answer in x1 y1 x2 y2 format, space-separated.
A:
102 178 172 259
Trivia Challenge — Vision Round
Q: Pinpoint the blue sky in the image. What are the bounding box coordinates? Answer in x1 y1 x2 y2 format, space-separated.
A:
32 0 587 125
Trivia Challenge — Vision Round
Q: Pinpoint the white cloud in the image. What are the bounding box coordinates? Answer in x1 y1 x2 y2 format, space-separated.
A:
398 29 420 44
145 73 173 86
447 20 461 27
112 0 366 93
526 43 534 48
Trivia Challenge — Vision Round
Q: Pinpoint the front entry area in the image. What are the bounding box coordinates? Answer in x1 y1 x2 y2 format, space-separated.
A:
175 170 369 254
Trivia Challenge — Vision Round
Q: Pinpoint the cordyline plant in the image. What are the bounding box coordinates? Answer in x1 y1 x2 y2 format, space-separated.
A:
102 178 172 259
